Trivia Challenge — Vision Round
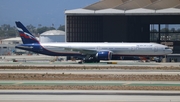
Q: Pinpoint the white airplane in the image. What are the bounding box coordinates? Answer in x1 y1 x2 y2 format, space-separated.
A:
15 21 172 62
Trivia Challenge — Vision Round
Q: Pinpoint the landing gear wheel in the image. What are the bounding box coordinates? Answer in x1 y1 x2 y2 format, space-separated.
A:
96 59 100 63
82 58 100 63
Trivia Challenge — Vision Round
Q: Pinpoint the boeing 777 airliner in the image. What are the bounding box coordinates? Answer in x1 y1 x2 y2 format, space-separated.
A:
15 21 172 62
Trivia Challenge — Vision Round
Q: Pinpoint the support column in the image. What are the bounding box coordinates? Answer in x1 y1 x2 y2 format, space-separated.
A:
158 24 161 44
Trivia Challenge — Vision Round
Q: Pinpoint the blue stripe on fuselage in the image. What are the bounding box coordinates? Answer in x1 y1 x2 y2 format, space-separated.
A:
15 43 83 57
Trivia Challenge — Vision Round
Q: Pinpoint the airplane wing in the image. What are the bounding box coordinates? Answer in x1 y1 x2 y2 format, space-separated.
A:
43 45 98 54
47 45 113 55
63 47 114 55
64 47 97 55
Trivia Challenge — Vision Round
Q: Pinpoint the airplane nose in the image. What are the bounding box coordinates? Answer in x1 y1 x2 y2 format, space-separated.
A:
170 49 173 54
166 49 172 54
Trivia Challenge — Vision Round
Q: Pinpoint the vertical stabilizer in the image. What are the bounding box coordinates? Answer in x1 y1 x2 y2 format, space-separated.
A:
15 21 39 44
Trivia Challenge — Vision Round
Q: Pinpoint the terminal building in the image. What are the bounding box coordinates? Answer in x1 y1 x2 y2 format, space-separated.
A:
0 30 65 55
65 0 180 54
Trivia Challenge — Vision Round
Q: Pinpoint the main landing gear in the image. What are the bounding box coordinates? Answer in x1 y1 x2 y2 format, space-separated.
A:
78 56 100 64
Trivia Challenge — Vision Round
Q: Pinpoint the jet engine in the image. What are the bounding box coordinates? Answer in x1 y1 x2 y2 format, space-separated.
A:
96 51 112 60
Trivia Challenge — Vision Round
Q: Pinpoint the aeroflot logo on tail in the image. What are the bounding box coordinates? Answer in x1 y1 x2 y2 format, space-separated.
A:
17 27 36 40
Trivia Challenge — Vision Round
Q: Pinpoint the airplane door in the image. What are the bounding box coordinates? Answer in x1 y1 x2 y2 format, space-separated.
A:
163 47 165 53
39 46 43 51
154 46 158 52
68 46 73 51
97 46 100 51
129 46 136 54
131 47 136 52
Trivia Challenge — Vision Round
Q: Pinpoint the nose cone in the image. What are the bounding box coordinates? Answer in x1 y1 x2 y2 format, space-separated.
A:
166 49 173 54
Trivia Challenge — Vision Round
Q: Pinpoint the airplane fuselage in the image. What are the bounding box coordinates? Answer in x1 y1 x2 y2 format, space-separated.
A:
15 21 173 62
16 42 172 57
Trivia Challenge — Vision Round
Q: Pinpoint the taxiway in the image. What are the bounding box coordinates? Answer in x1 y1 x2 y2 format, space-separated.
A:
0 81 180 86
0 69 179 75
0 90 180 102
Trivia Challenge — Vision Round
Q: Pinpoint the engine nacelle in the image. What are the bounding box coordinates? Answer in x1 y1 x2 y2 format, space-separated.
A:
96 51 112 60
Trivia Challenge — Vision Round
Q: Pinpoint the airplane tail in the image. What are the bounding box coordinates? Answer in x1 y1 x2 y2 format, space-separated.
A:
15 21 39 44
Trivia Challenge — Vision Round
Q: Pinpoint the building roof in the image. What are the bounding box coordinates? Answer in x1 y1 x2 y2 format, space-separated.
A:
65 0 180 15
2 37 39 41
2 37 21 41
41 30 65 36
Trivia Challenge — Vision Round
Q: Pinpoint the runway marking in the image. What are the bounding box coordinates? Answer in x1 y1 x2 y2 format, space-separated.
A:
18 62 22 65
0 81 180 87
123 83 131 86
14 82 23 85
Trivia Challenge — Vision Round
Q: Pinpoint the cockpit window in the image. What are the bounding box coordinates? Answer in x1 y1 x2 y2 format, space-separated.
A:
165 47 169 49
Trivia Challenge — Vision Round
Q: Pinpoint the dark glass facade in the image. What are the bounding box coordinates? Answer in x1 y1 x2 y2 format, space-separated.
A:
150 24 180 42
66 15 152 42
66 16 103 42
66 15 180 53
